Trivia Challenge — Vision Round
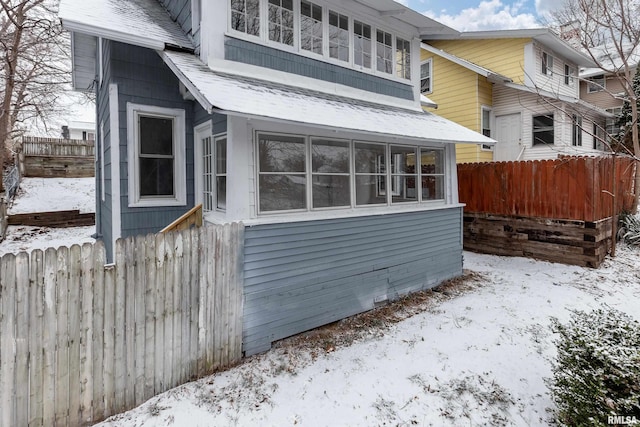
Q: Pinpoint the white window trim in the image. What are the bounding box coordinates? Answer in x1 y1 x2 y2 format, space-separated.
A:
194 120 212 209
480 106 493 151
226 0 413 84
255 131 447 215
564 63 575 87
542 51 554 76
420 58 432 94
126 103 186 208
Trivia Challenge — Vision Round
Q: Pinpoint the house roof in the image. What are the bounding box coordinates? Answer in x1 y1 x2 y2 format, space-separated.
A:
161 50 495 145
59 0 194 51
426 28 597 68
580 43 640 77
421 43 513 83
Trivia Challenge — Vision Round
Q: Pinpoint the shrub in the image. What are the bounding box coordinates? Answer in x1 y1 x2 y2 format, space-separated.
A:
618 212 640 246
549 307 640 426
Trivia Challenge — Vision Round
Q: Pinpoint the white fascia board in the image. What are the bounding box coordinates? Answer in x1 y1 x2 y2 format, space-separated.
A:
61 19 166 51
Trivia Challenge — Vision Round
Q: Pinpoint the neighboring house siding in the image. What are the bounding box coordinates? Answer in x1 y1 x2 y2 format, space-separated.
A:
242 207 463 355
475 76 494 162
580 74 626 110
109 42 196 243
224 37 414 100
421 50 490 163
428 38 528 84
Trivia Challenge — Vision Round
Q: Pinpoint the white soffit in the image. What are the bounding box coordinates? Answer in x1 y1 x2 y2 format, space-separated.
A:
59 0 193 51
161 51 495 145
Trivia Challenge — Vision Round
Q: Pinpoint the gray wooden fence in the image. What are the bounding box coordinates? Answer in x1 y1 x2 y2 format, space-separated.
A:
21 137 95 157
0 223 244 426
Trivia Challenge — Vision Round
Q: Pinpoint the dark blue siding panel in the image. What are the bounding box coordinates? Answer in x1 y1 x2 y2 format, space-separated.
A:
97 39 113 258
225 37 414 100
242 207 464 355
194 103 227 134
159 0 192 36
109 42 196 252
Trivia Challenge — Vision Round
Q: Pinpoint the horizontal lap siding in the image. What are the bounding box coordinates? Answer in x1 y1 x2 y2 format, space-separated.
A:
242 208 463 355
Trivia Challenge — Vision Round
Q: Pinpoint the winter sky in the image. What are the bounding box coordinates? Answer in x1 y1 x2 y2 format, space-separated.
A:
401 0 567 31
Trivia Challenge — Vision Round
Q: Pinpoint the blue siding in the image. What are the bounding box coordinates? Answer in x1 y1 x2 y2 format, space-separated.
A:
194 103 227 134
225 38 414 101
97 39 113 258
109 42 196 253
242 207 464 355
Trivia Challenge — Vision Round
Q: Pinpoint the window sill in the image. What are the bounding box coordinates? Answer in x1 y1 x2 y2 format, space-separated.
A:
128 197 187 208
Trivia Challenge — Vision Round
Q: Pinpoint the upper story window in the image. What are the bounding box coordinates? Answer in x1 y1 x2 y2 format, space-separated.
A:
353 20 372 69
572 114 582 146
268 0 294 46
420 59 431 93
587 74 605 93
564 64 576 86
300 0 323 54
541 52 554 76
376 30 393 74
228 0 412 81
396 37 411 79
329 10 349 62
231 0 260 36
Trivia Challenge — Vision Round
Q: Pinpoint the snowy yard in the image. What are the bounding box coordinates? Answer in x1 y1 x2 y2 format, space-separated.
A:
2 177 639 426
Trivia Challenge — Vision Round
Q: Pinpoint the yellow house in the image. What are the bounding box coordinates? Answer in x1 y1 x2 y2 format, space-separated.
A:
421 29 613 163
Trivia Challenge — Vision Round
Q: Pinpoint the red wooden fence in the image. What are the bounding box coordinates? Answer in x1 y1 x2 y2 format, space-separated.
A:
458 156 637 222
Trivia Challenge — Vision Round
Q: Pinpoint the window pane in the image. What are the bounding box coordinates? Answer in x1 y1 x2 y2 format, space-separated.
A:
259 175 306 211
259 135 306 172
533 115 554 145
301 0 323 54
202 136 213 212
329 11 349 61
231 0 259 36
140 158 174 196
268 0 293 45
420 61 431 93
396 38 410 79
354 21 371 69
355 142 385 173
355 175 387 205
216 138 227 174
216 176 226 210
420 149 444 174
376 30 392 74
391 146 416 174
139 116 173 155
391 176 417 203
312 139 349 173
312 175 350 208
421 176 444 200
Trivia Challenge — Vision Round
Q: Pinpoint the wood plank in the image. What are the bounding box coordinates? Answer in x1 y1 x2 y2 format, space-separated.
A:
92 242 106 421
8 210 95 228
160 204 203 233
197 227 208 377
144 233 156 400
124 237 136 407
80 243 94 425
55 247 70 426
14 252 29 427
180 229 192 384
113 239 126 412
0 254 16 427
163 231 175 390
172 231 184 385
134 234 146 406
207 226 217 371
28 249 44 427
189 227 200 378
102 263 116 416
42 248 57 426
67 245 82 427
154 233 166 392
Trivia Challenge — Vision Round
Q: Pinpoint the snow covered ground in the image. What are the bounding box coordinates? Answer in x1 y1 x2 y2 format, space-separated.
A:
95 246 640 427
2 176 639 426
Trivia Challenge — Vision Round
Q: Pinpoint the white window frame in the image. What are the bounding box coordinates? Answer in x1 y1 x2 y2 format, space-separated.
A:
587 74 605 93
481 106 493 151
542 51 554 76
532 113 554 146
420 58 432 94
572 114 582 147
564 63 575 86
255 132 447 215
126 103 186 208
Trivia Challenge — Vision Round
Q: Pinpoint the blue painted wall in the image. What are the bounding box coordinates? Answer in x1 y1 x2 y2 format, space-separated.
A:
225 37 414 100
242 207 464 355
96 39 113 257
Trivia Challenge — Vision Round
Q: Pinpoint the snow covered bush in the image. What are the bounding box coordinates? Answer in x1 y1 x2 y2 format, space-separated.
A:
618 212 640 246
549 307 640 426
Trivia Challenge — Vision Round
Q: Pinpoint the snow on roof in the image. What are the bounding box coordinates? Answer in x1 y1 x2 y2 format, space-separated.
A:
59 0 193 51
161 51 495 145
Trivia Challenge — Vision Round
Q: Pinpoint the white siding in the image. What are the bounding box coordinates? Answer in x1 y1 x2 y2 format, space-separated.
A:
530 42 579 99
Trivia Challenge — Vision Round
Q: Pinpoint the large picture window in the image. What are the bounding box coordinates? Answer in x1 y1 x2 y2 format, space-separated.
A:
127 104 186 207
533 114 554 146
257 132 446 214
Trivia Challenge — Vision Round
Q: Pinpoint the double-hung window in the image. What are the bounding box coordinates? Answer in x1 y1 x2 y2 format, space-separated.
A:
587 75 605 93
127 104 186 207
300 0 323 54
231 0 260 36
395 38 411 80
355 142 387 205
420 59 431 93
564 64 575 86
421 148 444 200
376 30 393 74
532 114 554 145
390 145 417 203
542 52 554 76
572 115 582 146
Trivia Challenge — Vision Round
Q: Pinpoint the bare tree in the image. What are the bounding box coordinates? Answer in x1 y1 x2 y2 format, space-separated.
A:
0 0 70 191
552 0 640 211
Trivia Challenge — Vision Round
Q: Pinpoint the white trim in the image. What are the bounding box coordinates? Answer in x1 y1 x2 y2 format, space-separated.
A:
97 37 103 86
100 120 106 202
62 20 167 51
420 57 432 94
480 106 494 151
126 103 187 208
193 120 213 209
108 84 121 252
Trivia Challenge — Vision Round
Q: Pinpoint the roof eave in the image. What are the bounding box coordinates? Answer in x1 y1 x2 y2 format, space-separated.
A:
62 18 167 51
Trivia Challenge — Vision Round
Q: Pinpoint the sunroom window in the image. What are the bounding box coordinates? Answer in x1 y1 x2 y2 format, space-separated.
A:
258 134 307 212
355 142 387 205
311 139 351 208
268 0 294 46
300 0 323 54
328 10 349 62
390 145 417 203
231 0 260 37
353 20 372 69
396 37 411 80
